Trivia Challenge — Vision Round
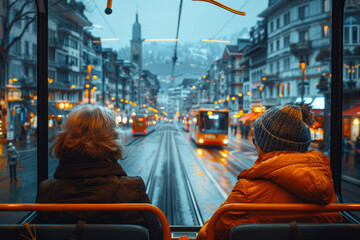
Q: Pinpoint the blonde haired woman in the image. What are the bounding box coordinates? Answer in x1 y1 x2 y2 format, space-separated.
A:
38 105 161 240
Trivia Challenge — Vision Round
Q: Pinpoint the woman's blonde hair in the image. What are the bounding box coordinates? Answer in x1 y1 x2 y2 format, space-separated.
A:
50 104 126 162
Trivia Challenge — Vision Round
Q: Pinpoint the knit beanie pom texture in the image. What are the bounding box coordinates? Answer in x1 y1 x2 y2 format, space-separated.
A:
254 103 314 153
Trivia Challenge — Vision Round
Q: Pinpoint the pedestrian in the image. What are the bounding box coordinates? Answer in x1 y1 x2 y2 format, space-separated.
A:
7 142 20 183
37 105 162 240
230 122 234 135
21 124 26 141
354 136 360 178
233 122 237 136
197 103 343 240
239 121 243 138
343 137 353 165
243 121 250 139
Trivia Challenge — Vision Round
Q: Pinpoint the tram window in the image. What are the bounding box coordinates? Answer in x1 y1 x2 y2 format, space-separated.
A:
0 0 38 223
3 0 360 228
341 0 360 219
199 112 228 134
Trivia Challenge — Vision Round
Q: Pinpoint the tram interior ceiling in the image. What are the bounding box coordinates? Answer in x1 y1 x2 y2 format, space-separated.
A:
0 0 359 239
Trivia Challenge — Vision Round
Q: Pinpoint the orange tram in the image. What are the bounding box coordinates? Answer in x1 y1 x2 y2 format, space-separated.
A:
182 115 190 131
131 115 156 135
189 108 229 146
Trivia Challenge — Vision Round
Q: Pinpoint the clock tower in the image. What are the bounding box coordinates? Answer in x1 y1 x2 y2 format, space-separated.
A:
131 13 142 70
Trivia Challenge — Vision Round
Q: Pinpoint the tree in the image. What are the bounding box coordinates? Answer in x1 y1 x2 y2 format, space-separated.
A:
0 0 37 99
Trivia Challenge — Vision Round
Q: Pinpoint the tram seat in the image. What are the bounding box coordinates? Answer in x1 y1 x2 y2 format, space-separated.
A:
0 224 149 240
229 223 360 240
206 203 360 240
0 203 171 240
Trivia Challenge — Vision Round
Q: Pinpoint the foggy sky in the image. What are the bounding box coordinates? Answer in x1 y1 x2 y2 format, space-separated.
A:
83 0 268 51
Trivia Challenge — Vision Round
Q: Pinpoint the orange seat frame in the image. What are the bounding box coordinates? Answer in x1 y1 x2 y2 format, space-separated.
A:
0 203 171 240
206 203 360 240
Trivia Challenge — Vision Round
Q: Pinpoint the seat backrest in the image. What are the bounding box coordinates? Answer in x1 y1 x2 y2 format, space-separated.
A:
0 224 149 240
230 223 360 240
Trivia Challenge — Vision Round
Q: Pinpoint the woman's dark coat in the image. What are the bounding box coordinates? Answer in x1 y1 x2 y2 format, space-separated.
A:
38 159 162 240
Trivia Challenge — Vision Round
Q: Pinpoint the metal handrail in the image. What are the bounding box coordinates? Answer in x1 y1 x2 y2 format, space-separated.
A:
207 203 360 240
0 203 171 240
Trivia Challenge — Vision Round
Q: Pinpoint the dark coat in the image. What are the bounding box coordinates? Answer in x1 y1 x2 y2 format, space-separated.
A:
37 159 162 240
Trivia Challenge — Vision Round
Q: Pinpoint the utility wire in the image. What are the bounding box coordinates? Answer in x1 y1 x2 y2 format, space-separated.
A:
212 0 250 39
171 0 184 85
91 0 129 59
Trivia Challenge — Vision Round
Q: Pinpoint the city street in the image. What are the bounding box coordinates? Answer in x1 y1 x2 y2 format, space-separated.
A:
0 121 360 224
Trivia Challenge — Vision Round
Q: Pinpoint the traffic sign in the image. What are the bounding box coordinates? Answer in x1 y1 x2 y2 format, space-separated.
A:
7 131 14 141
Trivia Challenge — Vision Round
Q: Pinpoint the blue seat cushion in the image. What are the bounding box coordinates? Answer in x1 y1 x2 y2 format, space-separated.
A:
0 224 149 240
230 223 360 240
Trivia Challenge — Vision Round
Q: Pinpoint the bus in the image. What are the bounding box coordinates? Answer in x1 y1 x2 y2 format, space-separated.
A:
131 115 156 135
189 109 229 146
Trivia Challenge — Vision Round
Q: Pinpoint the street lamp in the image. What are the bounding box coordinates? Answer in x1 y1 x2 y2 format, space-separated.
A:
299 59 306 102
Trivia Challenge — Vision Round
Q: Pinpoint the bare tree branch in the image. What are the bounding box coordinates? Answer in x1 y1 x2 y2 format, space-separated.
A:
1 13 37 67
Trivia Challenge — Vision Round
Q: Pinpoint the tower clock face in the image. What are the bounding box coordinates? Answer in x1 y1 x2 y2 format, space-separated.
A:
132 45 139 53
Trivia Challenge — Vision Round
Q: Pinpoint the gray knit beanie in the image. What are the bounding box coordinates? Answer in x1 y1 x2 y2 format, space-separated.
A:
253 103 315 153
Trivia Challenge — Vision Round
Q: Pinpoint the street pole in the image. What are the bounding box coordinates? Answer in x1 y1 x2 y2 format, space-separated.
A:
299 59 306 102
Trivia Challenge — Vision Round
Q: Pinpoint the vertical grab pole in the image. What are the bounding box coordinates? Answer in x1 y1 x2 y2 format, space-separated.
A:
35 0 49 185
331 0 345 200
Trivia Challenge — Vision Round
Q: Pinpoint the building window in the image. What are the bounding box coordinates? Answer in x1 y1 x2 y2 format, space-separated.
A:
25 41 29 56
14 40 21 55
276 61 280 73
299 30 309 42
344 17 360 44
284 12 290 25
270 42 274 53
352 26 358 43
270 21 274 32
284 57 290 71
276 40 280 50
323 25 329 38
298 5 309 20
284 35 290 47
323 0 329 12
276 18 280 29
70 39 78 49
344 26 350 44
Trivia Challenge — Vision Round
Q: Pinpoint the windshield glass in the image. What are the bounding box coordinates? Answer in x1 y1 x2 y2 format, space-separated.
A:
199 111 228 134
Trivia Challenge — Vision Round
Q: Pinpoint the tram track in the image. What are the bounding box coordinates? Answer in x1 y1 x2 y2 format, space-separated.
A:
171 130 204 226
145 123 203 225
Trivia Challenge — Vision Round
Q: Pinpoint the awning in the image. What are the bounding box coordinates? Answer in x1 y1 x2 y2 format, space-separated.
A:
239 112 263 122
49 104 64 116
343 105 360 117
24 102 64 116
312 109 323 116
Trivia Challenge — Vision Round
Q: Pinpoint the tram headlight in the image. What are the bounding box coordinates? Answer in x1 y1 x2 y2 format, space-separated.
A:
223 139 229 144
199 138 204 144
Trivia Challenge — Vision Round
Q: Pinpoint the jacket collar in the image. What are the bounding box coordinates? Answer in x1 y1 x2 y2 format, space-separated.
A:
54 159 127 179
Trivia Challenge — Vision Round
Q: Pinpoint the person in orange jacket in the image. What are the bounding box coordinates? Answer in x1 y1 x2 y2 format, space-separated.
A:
197 103 343 240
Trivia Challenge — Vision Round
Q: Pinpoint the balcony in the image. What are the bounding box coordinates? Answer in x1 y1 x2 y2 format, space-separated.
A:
261 74 279 85
262 97 280 107
290 41 312 54
49 38 68 49
57 62 72 71
22 55 36 65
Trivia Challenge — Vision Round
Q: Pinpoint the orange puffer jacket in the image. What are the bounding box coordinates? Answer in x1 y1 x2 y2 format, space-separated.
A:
197 150 343 240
